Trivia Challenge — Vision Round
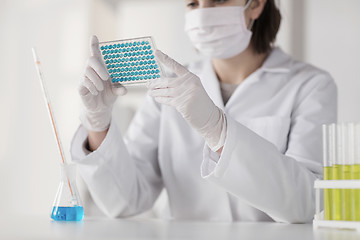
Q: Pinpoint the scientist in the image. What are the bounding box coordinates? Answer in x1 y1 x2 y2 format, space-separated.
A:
72 0 337 223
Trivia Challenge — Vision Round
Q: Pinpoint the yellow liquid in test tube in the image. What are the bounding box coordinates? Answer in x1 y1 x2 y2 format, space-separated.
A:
332 164 342 220
352 164 360 221
340 165 352 221
323 166 332 220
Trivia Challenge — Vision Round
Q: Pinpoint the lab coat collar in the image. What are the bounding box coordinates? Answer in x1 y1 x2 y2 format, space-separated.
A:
201 62 226 110
200 47 292 110
260 47 292 73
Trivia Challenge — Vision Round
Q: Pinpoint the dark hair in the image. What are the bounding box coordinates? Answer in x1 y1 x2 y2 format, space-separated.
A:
248 0 281 54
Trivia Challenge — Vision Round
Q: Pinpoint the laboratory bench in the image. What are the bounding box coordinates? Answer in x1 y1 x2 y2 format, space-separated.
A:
2 215 360 240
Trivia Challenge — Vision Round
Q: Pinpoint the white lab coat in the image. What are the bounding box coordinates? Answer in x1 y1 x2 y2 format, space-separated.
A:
71 47 337 223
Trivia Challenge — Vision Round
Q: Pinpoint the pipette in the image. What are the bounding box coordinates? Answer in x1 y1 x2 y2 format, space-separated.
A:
31 48 73 196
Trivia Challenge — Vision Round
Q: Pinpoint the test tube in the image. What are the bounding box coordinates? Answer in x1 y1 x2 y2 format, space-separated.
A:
348 123 356 221
327 123 337 221
332 123 342 220
323 124 332 220
341 123 352 221
352 123 360 221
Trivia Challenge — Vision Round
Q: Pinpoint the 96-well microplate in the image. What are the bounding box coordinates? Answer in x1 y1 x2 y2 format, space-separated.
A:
99 37 162 87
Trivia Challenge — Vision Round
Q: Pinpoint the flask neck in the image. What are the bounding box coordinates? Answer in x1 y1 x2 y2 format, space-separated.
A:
60 164 77 182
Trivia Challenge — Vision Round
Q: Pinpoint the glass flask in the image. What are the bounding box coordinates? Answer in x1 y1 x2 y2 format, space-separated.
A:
51 164 84 221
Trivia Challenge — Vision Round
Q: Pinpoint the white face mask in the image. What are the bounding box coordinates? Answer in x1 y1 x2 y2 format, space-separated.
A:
184 1 253 59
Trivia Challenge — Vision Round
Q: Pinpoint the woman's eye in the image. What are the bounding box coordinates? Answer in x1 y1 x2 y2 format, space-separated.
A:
213 0 228 4
187 1 199 8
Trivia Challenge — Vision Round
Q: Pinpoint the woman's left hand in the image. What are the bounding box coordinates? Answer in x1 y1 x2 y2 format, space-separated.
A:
147 50 227 152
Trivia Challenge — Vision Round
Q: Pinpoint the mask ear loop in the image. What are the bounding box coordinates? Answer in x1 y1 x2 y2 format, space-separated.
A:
244 0 255 30
244 0 253 10
248 19 255 30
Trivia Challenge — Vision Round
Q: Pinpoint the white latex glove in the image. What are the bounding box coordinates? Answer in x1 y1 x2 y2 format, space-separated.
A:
147 50 227 151
79 35 127 132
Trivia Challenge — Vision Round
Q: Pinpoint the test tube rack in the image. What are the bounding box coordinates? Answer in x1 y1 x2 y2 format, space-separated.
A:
313 179 360 231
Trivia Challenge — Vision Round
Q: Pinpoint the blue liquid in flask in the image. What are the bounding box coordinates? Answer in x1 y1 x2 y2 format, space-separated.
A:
51 206 84 221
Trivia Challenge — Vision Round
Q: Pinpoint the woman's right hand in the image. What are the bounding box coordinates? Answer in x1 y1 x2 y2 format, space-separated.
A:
79 35 127 132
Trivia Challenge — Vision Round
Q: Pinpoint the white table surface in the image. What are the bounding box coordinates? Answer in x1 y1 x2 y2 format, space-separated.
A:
2 215 360 240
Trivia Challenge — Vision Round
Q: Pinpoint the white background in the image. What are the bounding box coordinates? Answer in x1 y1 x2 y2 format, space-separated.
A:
0 0 359 217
